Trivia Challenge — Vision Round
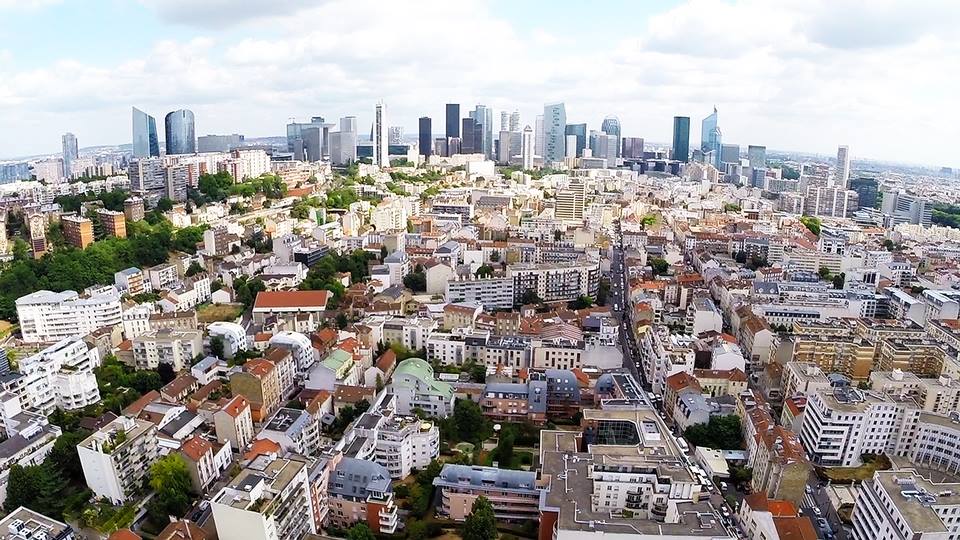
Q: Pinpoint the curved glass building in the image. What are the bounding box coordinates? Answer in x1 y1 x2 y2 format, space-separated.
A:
132 107 160 158
601 115 621 157
165 109 196 155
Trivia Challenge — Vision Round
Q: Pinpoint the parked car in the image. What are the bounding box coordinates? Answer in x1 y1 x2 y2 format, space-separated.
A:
813 507 822 517
805 485 813 495
817 518 830 531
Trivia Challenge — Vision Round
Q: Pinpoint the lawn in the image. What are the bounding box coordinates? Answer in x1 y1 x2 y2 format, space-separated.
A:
72 503 137 534
0 320 14 339
816 453 891 483
197 303 245 323
479 450 534 470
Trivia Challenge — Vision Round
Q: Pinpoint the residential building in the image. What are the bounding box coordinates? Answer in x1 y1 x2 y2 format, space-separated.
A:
97 209 126 238
78 416 160 504
507 259 601 304
252 291 330 325
114 268 147 297
0 506 76 540
851 470 960 540
207 321 248 359
230 359 282 422
62 215 93 249
388 358 455 418
327 457 399 534
434 464 541 522
738 493 816 540
131 329 202 372
258 407 321 457
179 435 219 493
213 395 254 452
19 337 101 414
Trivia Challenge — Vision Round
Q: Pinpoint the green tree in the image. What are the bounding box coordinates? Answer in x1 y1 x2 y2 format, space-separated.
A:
147 454 193 524
463 496 498 540
519 289 541 306
650 257 669 276
403 271 427 292
48 430 91 482
684 415 744 450
799 215 821 236
210 336 225 359
336 313 349 329
818 266 832 280
453 399 492 443
156 197 174 212
4 464 41 513
346 523 376 540
832 272 845 289
569 295 594 310
494 428 515 466
475 264 494 278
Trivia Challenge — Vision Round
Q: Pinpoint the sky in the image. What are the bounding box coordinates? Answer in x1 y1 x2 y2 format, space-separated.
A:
1 0 959 167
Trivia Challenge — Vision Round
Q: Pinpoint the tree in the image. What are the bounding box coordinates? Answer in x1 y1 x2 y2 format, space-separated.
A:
475 264 494 279
157 363 176 384
346 523 376 540
832 272 845 289
818 266 832 280
569 295 594 310
730 465 753 485
493 428 515 466
336 313 349 329
799 215 821 236
453 399 492 443
156 197 174 212
489 251 500 262
519 289 541 306
48 430 91 482
403 271 427 292
185 261 204 277
147 454 193 524
684 415 744 450
210 336 225 359
463 496 498 540
650 257 669 276
4 464 41 513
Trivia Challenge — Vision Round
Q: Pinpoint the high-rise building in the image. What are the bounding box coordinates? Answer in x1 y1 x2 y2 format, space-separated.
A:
418 117 432 157
388 126 403 144
62 215 93 249
197 134 244 153
329 116 358 166
542 103 566 164
509 110 520 132
521 125 534 170
601 116 621 157
97 209 126 239
555 178 586 221
836 145 851 188
850 176 879 209
565 135 577 158
472 105 493 159
132 107 160 158
622 137 644 159
445 103 460 139
497 130 512 164
500 110 509 132
672 116 690 162
747 145 767 170
564 123 587 158
374 101 388 168
461 118 477 154
882 191 933 227
720 143 740 164
164 109 196 155
535 115 545 159
701 107 722 168
286 117 326 162
61 132 78 178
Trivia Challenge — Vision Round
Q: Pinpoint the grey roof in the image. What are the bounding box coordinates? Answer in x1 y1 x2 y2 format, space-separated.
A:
434 240 460 254
330 457 392 498
0 424 58 459
384 251 407 263
484 382 530 396
263 407 310 435
433 464 537 493
193 356 220 372
160 410 198 436
528 380 547 414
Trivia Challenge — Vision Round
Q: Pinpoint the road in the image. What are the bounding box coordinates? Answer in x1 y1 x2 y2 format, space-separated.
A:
799 478 850 540
610 220 648 389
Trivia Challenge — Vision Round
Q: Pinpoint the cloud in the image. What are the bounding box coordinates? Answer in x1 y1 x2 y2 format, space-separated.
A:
0 0 59 9
0 0 958 166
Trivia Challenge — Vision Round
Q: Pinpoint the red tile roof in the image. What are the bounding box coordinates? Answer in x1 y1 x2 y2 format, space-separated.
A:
243 438 281 461
108 529 142 540
180 435 213 462
122 390 160 416
253 290 331 309
222 395 250 418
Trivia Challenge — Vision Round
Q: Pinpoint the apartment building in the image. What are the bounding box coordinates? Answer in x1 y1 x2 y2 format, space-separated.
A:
147 263 179 290
0 507 76 540
0 416 62 507
434 465 541 521
131 329 202 371
16 288 122 343
851 471 960 540
327 457 399 534
19 337 101 415
781 362 832 399
97 209 127 238
207 321 249 359
507 259 601 304
114 267 148 296
62 214 94 248
637 325 695 395
252 290 331 325
875 339 945 377
78 416 160 504
388 358 455 418
799 388 903 466
445 276 515 310
480 381 546 423
179 435 222 493
230 359 282 422
268 331 317 378
211 454 317 540
257 407 321 457
692 368 748 398
738 493 816 540
213 395 254 452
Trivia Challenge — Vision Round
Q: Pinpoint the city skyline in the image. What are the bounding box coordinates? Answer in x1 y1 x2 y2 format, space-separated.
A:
1 0 959 168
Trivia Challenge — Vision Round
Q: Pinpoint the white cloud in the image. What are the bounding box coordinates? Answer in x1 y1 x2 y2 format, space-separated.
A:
0 0 958 166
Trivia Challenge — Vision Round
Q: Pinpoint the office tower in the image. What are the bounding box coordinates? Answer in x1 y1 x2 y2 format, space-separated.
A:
747 145 767 170
542 103 566 164
329 116 358 166
197 134 244 153
555 179 586 221
500 111 509 132
622 137 644 159
497 131 512 164
521 126 535 170
445 103 460 139
472 105 493 159
61 132 78 178
286 117 326 162
589 131 618 164
836 145 851 188
564 124 587 158
720 144 740 164
374 101 388 167
132 107 160 158
850 176 879 209
389 126 404 144
461 118 476 154
164 109 196 155
565 135 577 158
418 117 432 157
701 107 722 168
601 116 621 157
672 116 691 163
509 110 520 132
535 115 545 158
881 191 933 227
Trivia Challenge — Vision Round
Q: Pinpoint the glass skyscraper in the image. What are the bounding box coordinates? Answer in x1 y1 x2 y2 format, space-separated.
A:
132 107 160 158
601 116 621 157
165 109 196 155
564 123 586 157
701 107 722 168
418 117 432 157
543 103 566 163
445 103 460 139
61 132 78 177
672 116 690 162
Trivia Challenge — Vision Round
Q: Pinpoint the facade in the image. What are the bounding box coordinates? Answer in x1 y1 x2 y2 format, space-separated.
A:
564 123 586 157
251 290 330 325
165 109 196 155
434 464 541 522
197 133 244 152
374 101 388 167
62 215 93 249
600 115 621 157
507 259 600 304
418 116 431 157
327 457 399 534
389 358 455 418
881 190 933 227
445 276 515 310
131 329 202 372
672 117 691 162
836 145 850 188
542 103 566 163
19 337 101 414
97 209 127 238
132 107 160 158
701 107 722 168
213 395 255 452
78 416 160 504
445 103 460 140
230 359 281 422
62 132 78 178
207 321 248 358
521 125 535 170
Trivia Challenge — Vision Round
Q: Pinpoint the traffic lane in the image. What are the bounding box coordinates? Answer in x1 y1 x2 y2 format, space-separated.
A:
799 484 847 540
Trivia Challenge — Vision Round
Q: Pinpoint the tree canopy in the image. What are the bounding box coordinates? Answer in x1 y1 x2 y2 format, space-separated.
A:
147 454 193 524
684 415 744 450
462 496 498 540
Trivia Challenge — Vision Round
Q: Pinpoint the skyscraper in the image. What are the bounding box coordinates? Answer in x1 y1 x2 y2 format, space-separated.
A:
132 107 160 158
564 124 587 158
500 111 509 132
672 116 690 162
61 132 78 178
542 103 566 164
497 131 512 164
747 145 767 170
720 144 740 164
418 117 432 157
330 116 358 166
374 101 388 168
445 103 460 139
535 115 545 158
836 145 851 188
622 137 644 159
461 118 476 154
164 109 196 155
521 126 535 170
473 105 493 159
701 107 722 169
509 110 520 132
286 116 326 161
601 116 621 157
